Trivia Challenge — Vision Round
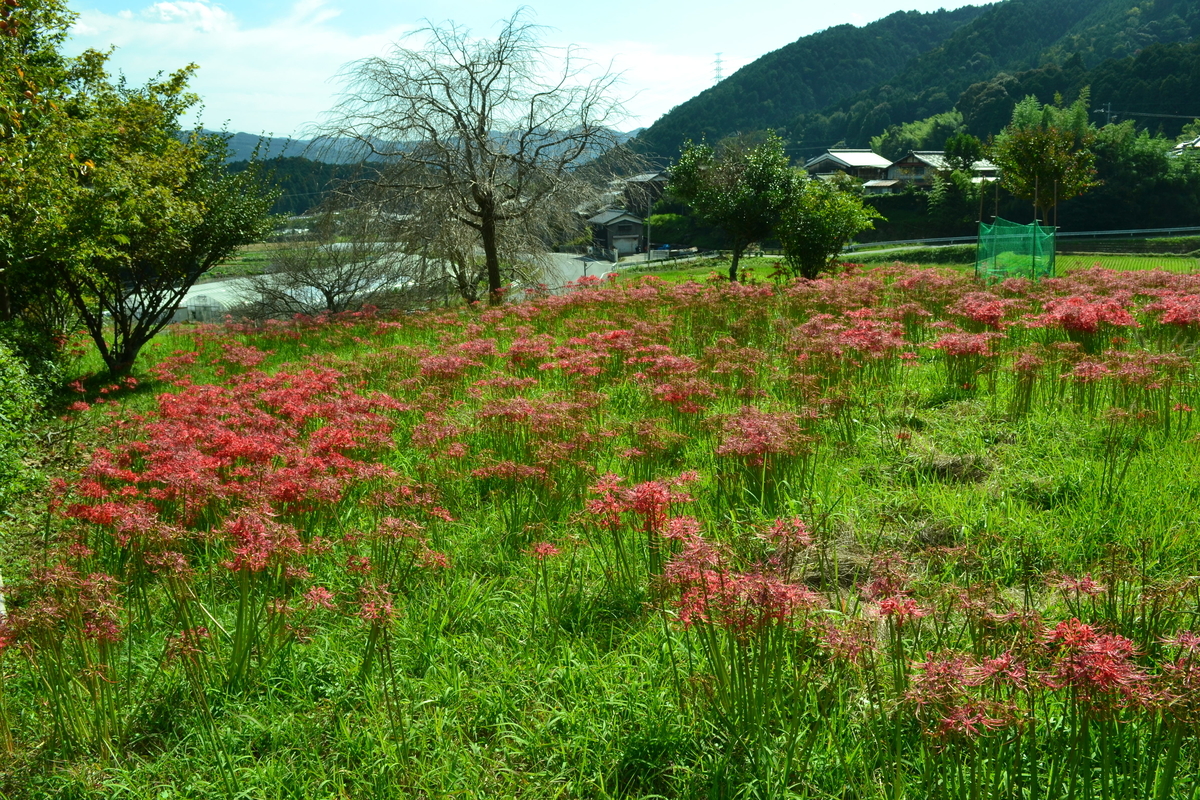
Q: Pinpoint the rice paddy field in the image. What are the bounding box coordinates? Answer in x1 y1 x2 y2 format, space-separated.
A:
5 260 1200 798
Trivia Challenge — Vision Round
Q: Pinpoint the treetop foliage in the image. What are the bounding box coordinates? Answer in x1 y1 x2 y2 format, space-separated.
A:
669 132 796 281
633 7 985 162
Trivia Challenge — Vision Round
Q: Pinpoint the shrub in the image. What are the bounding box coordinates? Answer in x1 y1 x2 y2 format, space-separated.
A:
0 341 39 509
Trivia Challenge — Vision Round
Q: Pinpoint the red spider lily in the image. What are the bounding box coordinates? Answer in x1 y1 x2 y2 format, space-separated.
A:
471 460 549 484
1032 295 1138 335
818 620 874 664
887 266 974 312
861 554 914 601
976 652 1030 691
667 547 821 634
703 337 770 382
219 343 271 368
936 703 1013 739
714 406 815 467
950 292 1024 330
1145 293 1200 327
356 584 397 623
760 517 813 549
165 627 211 663
844 319 909 356
927 331 1001 357
418 548 451 570
526 542 561 560
1044 619 1149 705
649 377 719 414
411 412 467 459
909 653 976 706
1165 631 1200 655
784 274 884 313
1012 347 1046 374
663 516 702 541
877 596 930 627
454 338 499 359
419 354 482 381
1055 573 1107 597
218 510 305 573
584 472 696 534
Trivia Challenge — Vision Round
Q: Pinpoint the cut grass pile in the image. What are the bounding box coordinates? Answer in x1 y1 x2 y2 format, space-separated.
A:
5 263 1200 798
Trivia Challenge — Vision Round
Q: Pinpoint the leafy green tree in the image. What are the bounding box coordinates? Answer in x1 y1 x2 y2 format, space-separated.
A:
928 169 981 233
1059 120 1200 230
870 110 965 161
778 178 881 280
56 75 277 375
943 132 985 173
0 0 102 333
669 132 796 282
2 1 277 376
989 93 1098 225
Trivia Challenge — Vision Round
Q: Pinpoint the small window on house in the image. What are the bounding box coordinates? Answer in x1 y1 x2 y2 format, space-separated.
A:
616 223 634 234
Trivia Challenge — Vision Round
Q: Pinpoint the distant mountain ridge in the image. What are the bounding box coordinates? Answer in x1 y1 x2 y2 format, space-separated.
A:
212 129 647 164
206 132 362 164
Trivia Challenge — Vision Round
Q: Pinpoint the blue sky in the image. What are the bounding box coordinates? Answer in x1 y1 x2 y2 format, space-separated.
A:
67 0 978 138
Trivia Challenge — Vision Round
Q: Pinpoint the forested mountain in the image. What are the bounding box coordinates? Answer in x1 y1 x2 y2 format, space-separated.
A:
791 0 1200 150
634 0 1200 161
633 7 986 162
958 40 1200 138
226 158 376 216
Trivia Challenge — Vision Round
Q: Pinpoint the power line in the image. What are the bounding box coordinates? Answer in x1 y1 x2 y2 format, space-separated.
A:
1095 104 1200 122
714 53 723 84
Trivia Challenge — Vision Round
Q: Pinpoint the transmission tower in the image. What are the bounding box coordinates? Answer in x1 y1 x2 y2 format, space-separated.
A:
714 53 723 83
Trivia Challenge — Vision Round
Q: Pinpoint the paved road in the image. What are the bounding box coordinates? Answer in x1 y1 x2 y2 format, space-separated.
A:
180 251 613 315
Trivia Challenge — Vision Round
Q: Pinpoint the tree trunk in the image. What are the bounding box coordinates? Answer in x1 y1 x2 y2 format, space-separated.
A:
728 241 744 283
479 200 503 306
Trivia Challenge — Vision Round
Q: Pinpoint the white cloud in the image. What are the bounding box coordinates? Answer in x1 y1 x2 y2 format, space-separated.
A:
68 1 416 137
65 1 745 137
142 2 235 33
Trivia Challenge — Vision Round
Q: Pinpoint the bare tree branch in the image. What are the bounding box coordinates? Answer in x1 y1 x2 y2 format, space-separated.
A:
314 10 642 304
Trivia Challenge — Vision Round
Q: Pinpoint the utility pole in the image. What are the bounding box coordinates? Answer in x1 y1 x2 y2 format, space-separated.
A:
1093 102 1115 125
714 53 724 83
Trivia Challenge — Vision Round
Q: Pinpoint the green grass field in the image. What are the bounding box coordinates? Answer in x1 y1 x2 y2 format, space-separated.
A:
6 259 1200 798
1055 252 1200 273
621 251 1200 285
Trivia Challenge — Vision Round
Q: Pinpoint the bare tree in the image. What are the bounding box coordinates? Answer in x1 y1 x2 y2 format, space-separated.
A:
237 208 415 316
320 11 632 304
387 184 561 304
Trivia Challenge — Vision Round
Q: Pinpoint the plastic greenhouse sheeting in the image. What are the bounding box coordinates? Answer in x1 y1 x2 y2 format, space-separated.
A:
975 218 1056 282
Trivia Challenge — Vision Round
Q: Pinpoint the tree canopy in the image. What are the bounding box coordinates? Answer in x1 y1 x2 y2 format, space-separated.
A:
778 179 881 280
1 0 277 376
668 132 796 282
989 92 1099 225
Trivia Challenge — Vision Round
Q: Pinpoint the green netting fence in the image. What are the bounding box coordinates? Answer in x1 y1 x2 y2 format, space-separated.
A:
975 218 1056 282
